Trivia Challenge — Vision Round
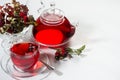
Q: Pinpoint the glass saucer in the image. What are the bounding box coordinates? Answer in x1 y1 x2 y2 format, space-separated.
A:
0 53 51 80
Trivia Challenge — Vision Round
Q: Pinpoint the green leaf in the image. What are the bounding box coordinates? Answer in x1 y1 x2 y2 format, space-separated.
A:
66 47 74 53
74 50 82 55
74 45 86 55
78 45 86 51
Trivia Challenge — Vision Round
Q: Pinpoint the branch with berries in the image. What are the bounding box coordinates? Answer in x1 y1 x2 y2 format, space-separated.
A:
55 45 86 60
0 0 36 34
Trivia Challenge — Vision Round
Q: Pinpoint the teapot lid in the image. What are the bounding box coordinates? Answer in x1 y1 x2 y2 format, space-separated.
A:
40 8 64 25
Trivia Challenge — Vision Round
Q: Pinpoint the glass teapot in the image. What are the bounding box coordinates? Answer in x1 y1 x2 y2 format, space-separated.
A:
32 8 75 47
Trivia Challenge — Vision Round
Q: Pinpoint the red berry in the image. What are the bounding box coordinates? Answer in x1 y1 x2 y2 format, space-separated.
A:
0 12 5 18
0 6 2 9
19 12 27 18
55 47 68 60
8 11 14 16
23 16 28 23
55 51 60 56
0 19 5 27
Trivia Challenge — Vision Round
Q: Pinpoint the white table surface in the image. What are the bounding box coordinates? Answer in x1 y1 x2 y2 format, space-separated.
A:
0 0 120 80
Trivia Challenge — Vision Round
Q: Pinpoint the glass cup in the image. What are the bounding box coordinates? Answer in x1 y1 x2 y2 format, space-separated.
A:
0 38 50 79
10 42 40 72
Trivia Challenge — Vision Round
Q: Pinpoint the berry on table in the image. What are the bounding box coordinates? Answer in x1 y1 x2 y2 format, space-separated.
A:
54 45 86 60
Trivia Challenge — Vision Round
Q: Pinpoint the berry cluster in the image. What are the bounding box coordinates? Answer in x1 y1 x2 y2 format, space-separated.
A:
55 45 86 60
55 48 69 60
0 1 35 34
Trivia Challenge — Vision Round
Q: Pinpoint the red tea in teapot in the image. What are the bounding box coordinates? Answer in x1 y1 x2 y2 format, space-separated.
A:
33 8 75 47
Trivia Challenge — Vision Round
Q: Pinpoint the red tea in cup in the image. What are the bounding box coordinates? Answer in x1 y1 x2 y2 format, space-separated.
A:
10 42 40 71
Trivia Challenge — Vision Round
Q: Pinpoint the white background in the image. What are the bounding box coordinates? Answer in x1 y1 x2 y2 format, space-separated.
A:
0 0 120 80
